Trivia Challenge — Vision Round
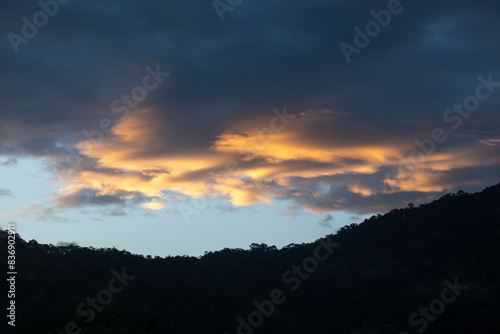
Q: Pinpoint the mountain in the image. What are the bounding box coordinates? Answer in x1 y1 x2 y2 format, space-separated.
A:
1 183 500 334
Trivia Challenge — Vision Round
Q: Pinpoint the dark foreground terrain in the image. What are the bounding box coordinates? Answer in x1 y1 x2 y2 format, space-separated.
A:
1 183 500 333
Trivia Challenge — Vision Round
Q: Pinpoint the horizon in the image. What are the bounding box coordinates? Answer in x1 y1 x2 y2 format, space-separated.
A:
2 181 497 258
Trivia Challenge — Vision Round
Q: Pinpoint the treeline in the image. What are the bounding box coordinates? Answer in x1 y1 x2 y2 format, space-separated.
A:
1 183 500 333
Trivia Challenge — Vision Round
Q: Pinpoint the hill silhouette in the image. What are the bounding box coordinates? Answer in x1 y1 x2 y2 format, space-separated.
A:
1 183 499 333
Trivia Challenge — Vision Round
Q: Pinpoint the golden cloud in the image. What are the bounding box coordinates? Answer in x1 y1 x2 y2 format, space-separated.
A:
54 108 500 212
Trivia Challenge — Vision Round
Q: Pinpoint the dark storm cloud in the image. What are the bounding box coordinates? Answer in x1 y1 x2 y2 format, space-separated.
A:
1 0 499 213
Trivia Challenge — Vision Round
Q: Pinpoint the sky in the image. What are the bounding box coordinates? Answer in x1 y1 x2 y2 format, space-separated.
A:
0 0 499 256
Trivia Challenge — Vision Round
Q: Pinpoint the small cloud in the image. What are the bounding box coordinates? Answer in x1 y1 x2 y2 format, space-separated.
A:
282 210 299 217
1 157 18 167
479 139 500 146
20 205 76 223
0 212 12 218
38 215 77 223
141 201 166 210
104 207 127 216
20 204 53 216
318 213 334 228
282 204 302 218
216 204 237 214
0 189 13 198
0 158 17 167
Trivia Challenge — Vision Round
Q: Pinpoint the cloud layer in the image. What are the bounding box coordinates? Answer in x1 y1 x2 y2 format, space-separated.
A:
1 0 500 214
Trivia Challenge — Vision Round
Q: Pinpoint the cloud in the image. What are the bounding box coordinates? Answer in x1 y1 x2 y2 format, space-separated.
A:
51 187 146 209
479 139 500 146
1 157 18 167
140 201 166 211
319 214 334 228
0 189 13 198
0 212 12 218
20 204 77 223
104 207 127 217
1 0 500 215
21 204 53 215
38 215 78 223
44 106 500 214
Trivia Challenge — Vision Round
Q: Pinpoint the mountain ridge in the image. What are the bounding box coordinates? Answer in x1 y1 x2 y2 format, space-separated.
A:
1 182 499 333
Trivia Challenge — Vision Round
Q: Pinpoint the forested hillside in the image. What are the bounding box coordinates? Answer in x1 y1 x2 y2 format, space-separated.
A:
1 183 500 334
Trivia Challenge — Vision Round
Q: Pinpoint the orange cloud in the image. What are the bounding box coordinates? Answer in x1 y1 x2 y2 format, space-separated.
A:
53 108 500 213
141 201 166 210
